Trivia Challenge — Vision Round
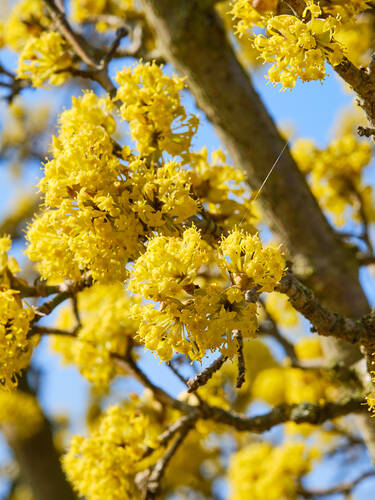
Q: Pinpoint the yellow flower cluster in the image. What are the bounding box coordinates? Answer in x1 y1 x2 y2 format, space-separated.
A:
71 0 137 26
8 485 34 500
292 133 373 226
26 92 141 282
26 84 199 282
231 0 277 33
228 441 316 500
0 288 35 390
3 0 50 52
218 230 285 292
130 227 283 360
196 339 278 413
254 4 344 89
252 361 334 408
52 283 140 388
335 16 373 67
17 32 73 88
129 227 211 301
116 62 199 156
63 404 159 500
265 291 299 328
126 158 198 227
0 235 20 280
0 390 43 438
0 236 36 390
24 61 286 363
322 0 371 21
189 148 256 232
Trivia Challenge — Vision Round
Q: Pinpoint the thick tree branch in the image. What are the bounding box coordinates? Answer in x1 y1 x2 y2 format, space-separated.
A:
201 398 365 432
275 272 375 347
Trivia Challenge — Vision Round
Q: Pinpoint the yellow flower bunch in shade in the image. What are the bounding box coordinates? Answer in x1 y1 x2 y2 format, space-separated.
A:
4 0 50 52
292 133 373 226
52 283 140 388
252 364 335 407
189 148 256 233
217 1 262 68
8 485 34 500
0 235 20 280
335 16 374 67
228 441 317 500
162 428 220 497
17 32 73 88
295 336 323 360
252 337 329 409
71 0 137 26
0 289 36 390
321 0 371 21
254 3 344 89
265 291 299 328
63 405 160 500
0 390 43 438
1 98 50 154
0 21 4 49
196 339 278 413
116 62 199 157
218 229 285 292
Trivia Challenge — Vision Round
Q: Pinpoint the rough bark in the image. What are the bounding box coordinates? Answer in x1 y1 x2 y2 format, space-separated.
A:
140 0 375 455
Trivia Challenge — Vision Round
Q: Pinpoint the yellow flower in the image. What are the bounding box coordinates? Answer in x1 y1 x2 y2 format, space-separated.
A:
63 405 159 500
218 230 285 292
228 441 317 500
116 62 199 156
0 289 36 390
52 283 140 388
4 0 50 52
0 390 43 438
295 337 323 360
254 4 344 89
129 226 211 301
0 235 20 278
17 32 73 88
133 284 258 361
292 133 372 226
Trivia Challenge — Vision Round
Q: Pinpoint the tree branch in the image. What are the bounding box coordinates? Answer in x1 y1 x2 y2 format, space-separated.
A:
186 354 227 393
275 272 375 347
201 398 366 432
300 469 375 497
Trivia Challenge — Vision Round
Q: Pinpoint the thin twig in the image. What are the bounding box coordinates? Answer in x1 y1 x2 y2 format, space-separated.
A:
42 0 99 69
300 469 375 497
187 354 228 393
167 361 188 386
145 424 193 498
233 330 245 388
100 27 129 68
142 413 198 459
